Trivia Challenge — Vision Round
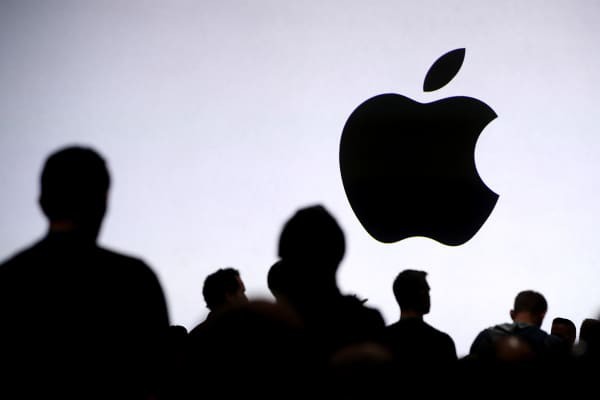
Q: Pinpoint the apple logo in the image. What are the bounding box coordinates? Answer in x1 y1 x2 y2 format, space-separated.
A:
339 48 498 246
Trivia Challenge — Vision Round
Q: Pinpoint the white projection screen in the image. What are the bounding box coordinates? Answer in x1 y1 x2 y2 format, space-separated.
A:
1 1 599 357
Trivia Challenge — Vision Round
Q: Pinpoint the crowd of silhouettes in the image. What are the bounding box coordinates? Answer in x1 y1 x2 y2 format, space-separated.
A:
1 145 599 399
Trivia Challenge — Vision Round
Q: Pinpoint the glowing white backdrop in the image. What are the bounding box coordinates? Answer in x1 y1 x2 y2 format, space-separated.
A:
1 0 599 356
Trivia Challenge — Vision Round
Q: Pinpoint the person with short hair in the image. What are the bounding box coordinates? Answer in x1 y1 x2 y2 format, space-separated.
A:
551 317 577 347
469 290 563 361
381 269 456 377
201 267 248 315
0 145 169 398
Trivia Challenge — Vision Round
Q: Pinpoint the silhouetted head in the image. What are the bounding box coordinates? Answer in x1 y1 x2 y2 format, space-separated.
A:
392 269 430 317
278 205 345 273
268 259 309 316
39 146 110 240
267 259 291 302
580 318 600 344
202 267 248 312
551 317 576 346
510 290 547 328
577 318 600 361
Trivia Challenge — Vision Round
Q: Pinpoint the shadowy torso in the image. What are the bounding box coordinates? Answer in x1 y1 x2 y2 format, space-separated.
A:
0 232 169 398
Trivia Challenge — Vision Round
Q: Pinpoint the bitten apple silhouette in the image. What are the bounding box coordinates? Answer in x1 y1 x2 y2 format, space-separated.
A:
339 48 498 246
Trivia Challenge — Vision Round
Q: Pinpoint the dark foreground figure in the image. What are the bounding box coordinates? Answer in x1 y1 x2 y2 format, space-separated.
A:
0 146 169 399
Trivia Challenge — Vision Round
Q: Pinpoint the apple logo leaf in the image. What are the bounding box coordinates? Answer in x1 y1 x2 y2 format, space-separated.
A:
423 48 466 92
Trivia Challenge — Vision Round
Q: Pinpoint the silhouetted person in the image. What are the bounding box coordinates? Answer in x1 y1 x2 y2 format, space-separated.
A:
267 259 392 399
277 205 385 361
189 267 248 336
267 258 305 313
162 325 189 399
465 290 568 392
576 318 600 364
186 268 262 398
0 146 169 399
186 298 309 399
579 318 600 346
551 317 577 348
469 290 563 361
381 269 456 380
268 259 289 304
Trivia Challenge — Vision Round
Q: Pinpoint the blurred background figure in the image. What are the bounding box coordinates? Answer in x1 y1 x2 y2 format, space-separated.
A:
276 205 385 360
551 317 577 348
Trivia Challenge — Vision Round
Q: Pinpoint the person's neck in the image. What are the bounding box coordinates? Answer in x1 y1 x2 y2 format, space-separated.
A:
400 310 424 320
49 220 77 232
512 312 542 327
48 221 98 243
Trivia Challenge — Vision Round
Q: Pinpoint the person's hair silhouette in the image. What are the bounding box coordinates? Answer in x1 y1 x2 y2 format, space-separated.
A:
202 267 248 313
278 204 345 274
580 318 600 344
189 267 249 340
577 318 600 363
0 145 169 399
511 290 548 327
39 146 110 240
551 317 577 347
268 259 294 305
392 269 431 316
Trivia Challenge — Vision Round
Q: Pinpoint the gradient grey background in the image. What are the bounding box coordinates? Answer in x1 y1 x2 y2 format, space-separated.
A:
1 0 599 356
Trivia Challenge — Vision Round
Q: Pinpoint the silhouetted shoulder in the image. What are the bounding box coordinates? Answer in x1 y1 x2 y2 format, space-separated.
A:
340 294 385 328
384 319 457 362
434 326 457 358
188 317 212 340
96 245 169 321
0 237 169 330
95 245 160 276
0 146 171 398
0 239 58 286
426 322 455 344
0 237 150 272
0 238 45 268
0 239 162 286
